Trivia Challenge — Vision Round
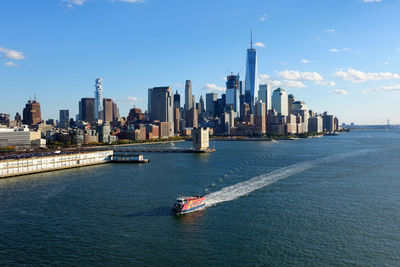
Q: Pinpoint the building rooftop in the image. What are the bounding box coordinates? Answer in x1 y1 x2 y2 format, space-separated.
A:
274 87 286 92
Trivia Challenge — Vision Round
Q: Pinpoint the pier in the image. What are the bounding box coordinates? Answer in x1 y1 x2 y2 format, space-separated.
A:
114 148 216 153
0 150 113 179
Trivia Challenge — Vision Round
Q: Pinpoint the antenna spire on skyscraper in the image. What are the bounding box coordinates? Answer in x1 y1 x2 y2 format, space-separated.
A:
250 29 253 49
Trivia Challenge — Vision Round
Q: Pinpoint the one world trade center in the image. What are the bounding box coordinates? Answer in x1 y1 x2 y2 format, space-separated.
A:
244 31 258 114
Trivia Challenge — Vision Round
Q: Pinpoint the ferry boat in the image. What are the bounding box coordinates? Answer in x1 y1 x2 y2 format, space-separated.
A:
172 195 206 215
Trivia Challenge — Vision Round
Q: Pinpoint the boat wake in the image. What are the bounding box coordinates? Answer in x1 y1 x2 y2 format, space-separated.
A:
205 149 370 207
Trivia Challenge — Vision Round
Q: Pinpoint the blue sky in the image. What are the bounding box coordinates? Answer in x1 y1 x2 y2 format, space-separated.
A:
1 0 400 124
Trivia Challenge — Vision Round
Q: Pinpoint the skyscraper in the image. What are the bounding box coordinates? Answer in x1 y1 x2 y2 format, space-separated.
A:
184 80 192 111
59 109 69 129
150 87 174 123
94 78 103 121
112 102 119 122
150 86 174 137
244 32 258 114
79 98 95 125
258 84 271 112
226 74 240 115
272 88 288 116
103 98 113 122
22 99 42 126
206 93 218 117
147 88 152 114
173 90 181 110
255 100 266 134
288 94 295 115
199 95 205 115
292 100 309 132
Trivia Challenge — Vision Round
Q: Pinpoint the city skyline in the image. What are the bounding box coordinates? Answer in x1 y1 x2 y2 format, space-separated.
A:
1 0 400 124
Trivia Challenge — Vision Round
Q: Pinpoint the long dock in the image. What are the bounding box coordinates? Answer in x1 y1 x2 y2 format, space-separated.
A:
114 148 216 153
0 150 113 179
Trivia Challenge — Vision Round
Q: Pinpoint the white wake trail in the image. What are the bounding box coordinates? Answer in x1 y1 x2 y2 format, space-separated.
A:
205 150 370 207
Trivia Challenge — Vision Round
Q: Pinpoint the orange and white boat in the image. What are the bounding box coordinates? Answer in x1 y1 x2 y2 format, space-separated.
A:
172 195 206 215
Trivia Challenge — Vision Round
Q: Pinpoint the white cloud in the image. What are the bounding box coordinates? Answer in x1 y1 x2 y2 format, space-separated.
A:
173 83 183 87
332 89 348 95
361 0 382 2
0 46 25 60
259 74 306 89
283 80 306 88
333 68 400 83
278 70 324 82
384 62 390 65
114 96 143 105
262 70 335 88
323 29 336 33
62 0 86 8
363 84 400 94
300 59 310 64
329 48 352 53
3 61 18 67
202 83 225 93
254 42 266 48
260 14 268 21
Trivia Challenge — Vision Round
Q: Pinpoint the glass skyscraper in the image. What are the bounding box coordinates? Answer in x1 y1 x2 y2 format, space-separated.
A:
244 34 258 114
226 74 240 116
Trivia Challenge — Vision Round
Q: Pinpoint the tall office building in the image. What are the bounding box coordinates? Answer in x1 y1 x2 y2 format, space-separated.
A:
184 80 193 111
15 112 21 125
147 88 152 114
112 102 119 122
79 98 95 125
239 80 244 96
150 86 174 123
226 74 240 115
292 100 309 132
322 112 335 132
94 78 103 120
258 84 271 112
22 99 42 126
308 116 323 133
150 87 174 137
103 98 113 122
244 32 258 114
199 95 205 115
173 90 181 110
255 101 266 134
272 88 288 116
206 93 218 117
288 94 296 115
59 109 69 129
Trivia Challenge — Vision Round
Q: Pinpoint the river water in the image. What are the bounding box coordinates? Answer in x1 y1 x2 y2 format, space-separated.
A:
0 129 399 266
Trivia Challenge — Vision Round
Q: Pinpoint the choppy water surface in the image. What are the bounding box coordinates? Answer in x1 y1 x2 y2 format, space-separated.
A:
1 129 400 266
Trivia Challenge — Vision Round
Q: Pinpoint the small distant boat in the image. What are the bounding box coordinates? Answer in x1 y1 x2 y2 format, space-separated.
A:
172 195 206 215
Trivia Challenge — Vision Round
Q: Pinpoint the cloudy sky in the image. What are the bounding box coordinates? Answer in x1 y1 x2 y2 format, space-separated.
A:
1 0 400 124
